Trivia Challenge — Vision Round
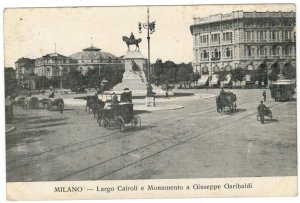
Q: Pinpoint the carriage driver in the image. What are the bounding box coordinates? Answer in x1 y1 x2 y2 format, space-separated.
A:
220 87 225 95
257 101 267 124
112 92 119 105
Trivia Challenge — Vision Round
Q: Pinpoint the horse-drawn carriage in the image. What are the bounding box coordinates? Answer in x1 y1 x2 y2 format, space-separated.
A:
270 80 295 101
46 98 64 113
23 97 39 109
97 102 141 131
216 90 237 113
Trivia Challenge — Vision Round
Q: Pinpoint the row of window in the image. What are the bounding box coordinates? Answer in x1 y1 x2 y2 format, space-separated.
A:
194 30 293 46
194 32 233 46
35 59 71 65
245 30 292 40
245 45 294 57
195 47 233 61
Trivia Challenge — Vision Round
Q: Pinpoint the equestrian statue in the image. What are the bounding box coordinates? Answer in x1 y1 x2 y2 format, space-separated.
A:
122 32 142 51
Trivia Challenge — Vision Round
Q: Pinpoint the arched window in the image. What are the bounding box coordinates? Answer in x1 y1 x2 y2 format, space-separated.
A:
225 65 231 71
213 66 220 72
202 66 209 74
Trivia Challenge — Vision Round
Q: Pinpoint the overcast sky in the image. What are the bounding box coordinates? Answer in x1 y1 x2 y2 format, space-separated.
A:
4 4 295 67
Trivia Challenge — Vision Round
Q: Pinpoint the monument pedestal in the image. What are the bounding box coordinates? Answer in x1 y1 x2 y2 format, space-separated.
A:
110 50 166 97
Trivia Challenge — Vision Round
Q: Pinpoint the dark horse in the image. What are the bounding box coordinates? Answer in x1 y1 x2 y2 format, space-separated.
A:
122 36 142 51
85 96 105 119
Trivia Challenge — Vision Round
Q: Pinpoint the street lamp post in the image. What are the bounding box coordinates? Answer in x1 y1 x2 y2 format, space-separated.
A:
138 7 156 86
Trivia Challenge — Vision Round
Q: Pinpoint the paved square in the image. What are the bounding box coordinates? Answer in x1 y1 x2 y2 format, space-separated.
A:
6 89 297 181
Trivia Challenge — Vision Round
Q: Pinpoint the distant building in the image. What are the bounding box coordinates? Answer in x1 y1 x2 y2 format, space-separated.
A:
15 57 36 89
190 10 296 86
69 45 124 74
34 53 77 79
14 45 125 90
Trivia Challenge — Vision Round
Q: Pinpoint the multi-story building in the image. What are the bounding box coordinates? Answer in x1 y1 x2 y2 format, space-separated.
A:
15 57 36 88
14 45 125 89
34 53 77 79
15 57 35 80
190 10 296 86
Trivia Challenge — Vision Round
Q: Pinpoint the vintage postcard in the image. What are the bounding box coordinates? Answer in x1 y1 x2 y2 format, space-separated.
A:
4 3 297 200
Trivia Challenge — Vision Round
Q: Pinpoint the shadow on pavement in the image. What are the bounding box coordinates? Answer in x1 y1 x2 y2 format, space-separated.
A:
6 130 54 150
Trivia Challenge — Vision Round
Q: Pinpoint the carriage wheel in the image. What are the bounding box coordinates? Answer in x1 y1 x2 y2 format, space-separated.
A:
116 116 125 132
59 104 64 113
131 116 141 129
102 118 110 129
269 112 273 121
97 116 102 126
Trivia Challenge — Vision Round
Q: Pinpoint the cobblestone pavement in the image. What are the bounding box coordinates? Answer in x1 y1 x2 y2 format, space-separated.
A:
6 89 297 182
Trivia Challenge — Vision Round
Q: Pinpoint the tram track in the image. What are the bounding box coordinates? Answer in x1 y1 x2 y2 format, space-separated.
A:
8 92 292 181
7 115 184 172
55 103 260 181
7 96 261 170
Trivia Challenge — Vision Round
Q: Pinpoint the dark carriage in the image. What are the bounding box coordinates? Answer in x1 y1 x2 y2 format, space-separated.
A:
98 103 141 131
46 98 64 113
24 97 39 109
216 91 237 113
270 80 295 102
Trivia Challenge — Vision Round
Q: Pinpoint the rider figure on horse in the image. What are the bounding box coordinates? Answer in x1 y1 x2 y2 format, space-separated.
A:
129 32 135 43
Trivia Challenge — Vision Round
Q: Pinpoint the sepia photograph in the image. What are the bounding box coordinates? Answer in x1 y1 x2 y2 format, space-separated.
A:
3 2 297 200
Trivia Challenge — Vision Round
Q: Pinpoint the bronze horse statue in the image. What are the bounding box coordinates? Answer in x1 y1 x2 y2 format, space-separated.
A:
122 36 142 51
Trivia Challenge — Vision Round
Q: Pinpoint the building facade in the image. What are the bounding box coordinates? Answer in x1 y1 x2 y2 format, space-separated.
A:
15 45 125 90
34 53 77 79
15 57 36 89
69 45 124 74
190 10 296 86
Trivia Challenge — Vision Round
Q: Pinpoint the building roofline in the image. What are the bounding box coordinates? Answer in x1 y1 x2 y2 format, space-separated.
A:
191 10 295 28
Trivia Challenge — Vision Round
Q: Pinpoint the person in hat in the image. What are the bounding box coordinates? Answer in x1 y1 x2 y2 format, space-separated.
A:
257 100 267 124
112 92 119 105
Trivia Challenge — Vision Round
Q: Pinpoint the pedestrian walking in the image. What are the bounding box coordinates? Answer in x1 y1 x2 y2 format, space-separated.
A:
263 90 266 102
257 101 267 124
165 91 169 99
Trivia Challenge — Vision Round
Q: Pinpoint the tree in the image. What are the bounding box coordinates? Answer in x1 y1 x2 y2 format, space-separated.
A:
65 68 84 88
218 70 227 82
231 67 245 85
85 67 100 88
268 71 279 82
268 63 280 83
251 63 268 86
282 63 296 79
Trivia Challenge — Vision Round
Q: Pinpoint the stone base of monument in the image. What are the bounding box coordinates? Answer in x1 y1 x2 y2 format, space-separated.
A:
108 50 172 97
